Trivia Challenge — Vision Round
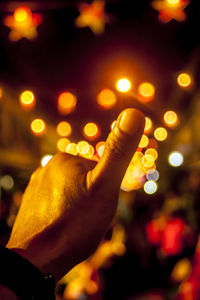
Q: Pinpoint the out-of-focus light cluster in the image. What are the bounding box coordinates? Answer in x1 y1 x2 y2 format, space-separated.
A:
4 6 43 41
0 175 14 190
31 118 46 136
56 121 72 137
154 127 168 141
168 151 184 167
57 92 77 115
97 89 117 109
138 82 155 102
144 117 153 134
116 78 132 93
163 110 178 128
19 90 35 110
177 72 192 88
83 122 100 140
144 180 158 194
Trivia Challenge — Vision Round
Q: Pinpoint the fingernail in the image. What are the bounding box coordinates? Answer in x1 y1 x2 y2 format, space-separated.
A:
118 109 144 136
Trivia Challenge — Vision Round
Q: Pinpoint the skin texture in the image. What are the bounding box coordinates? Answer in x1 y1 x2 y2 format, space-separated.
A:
6 108 145 283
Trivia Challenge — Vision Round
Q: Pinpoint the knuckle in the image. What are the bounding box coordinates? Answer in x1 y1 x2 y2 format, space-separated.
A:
105 132 126 160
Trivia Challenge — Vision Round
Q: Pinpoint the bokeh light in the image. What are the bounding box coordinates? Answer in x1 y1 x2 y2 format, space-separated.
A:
168 151 184 167
96 141 105 157
66 143 78 156
19 90 35 110
83 145 95 159
0 175 14 190
177 73 192 88
0 88 3 100
171 258 192 282
57 92 77 115
139 134 149 148
41 154 53 167
57 138 70 152
31 119 46 136
145 148 158 160
146 169 159 181
167 0 180 6
77 141 90 155
14 6 29 22
142 154 155 168
83 122 100 140
97 89 117 109
138 82 155 102
116 78 132 93
56 121 72 137
154 127 168 141
144 180 158 194
163 110 178 127
144 117 153 134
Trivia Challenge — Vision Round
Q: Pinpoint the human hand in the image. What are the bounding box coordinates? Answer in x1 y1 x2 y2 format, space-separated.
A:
6 108 144 281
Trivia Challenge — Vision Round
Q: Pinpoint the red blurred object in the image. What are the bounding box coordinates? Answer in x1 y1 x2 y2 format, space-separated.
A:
146 220 161 245
161 218 185 255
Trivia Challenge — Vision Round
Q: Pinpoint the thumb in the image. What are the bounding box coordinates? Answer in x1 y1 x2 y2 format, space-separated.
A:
87 108 145 190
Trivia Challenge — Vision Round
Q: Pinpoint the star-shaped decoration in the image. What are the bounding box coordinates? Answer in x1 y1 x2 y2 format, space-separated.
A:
4 6 43 41
152 0 190 23
75 0 108 35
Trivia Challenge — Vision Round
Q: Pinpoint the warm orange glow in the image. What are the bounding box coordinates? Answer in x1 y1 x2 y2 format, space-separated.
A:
57 92 77 115
83 145 95 158
138 134 149 148
96 141 105 157
83 122 99 140
163 110 178 127
0 88 2 100
145 148 158 160
177 73 192 87
66 143 78 156
97 89 117 109
171 258 192 282
142 154 155 168
31 119 46 135
144 117 153 134
147 138 158 149
56 121 72 137
57 138 70 152
14 7 29 22
77 141 90 155
116 78 132 93
167 0 180 6
20 90 35 110
138 82 155 101
154 127 168 141
121 160 145 191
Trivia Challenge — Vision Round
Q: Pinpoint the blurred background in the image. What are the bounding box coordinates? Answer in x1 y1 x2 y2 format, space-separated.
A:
1 0 200 299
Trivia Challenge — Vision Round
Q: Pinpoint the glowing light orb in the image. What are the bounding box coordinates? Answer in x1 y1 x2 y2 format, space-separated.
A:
14 6 29 22
20 90 35 110
154 127 168 141
146 169 159 181
41 155 53 167
56 121 72 137
57 92 77 115
66 143 78 156
31 119 46 135
57 138 70 152
142 154 155 168
116 78 132 93
167 0 180 6
96 141 105 157
171 258 192 282
83 122 99 140
83 145 95 158
139 134 149 148
97 89 117 109
168 151 184 167
144 117 153 133
145 148 158 160
138 82 155 102
77 141 90 155
144 180 158 194
0 175 14 190
163 110 178 127
177 73 192 88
